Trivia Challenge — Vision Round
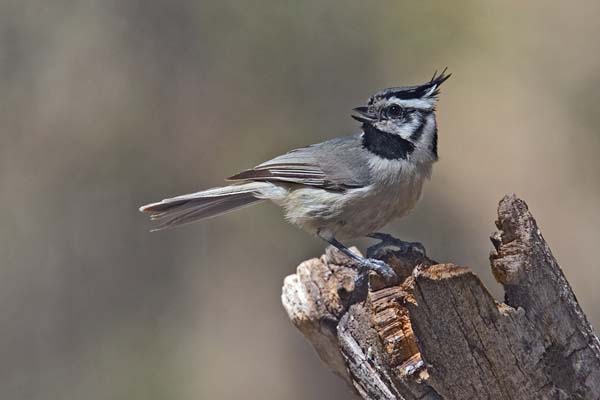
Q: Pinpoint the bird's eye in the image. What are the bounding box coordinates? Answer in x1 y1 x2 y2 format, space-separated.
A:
386 104 403 118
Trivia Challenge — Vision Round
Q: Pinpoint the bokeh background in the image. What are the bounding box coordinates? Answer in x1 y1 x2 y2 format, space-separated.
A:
2 1 600 399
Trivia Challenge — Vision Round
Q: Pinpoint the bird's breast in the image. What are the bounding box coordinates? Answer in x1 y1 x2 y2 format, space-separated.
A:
275 158 432 240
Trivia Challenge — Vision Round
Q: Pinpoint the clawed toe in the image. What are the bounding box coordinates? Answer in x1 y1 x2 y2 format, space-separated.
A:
363 258 399 285
367 232 427 257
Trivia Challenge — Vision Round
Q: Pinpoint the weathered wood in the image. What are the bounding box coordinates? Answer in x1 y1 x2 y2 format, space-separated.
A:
281 195 600 400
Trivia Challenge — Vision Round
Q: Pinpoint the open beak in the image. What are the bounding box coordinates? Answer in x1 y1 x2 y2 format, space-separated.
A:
351 106 377 123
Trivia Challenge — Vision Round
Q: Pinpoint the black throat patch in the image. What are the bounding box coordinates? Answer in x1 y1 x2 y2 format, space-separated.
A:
361 123 415 160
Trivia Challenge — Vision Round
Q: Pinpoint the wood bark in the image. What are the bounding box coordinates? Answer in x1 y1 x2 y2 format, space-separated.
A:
281 195 600 400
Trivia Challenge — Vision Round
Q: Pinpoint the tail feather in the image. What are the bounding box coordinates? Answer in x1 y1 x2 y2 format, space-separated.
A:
140 183 267 231
151 193 262 231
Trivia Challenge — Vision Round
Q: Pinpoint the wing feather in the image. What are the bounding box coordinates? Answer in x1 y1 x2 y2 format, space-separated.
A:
227 135 370 190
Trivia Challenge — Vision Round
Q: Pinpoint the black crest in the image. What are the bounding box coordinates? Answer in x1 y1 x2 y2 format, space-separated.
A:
368 68 451 105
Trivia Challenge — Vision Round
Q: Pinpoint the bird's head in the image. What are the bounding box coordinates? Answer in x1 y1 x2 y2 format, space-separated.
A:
352 69 451 162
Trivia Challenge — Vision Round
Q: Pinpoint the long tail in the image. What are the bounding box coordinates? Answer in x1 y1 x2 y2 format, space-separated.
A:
139 182 268 231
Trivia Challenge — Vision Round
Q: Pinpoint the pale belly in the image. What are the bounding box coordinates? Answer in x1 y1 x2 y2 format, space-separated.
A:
275 172 427 241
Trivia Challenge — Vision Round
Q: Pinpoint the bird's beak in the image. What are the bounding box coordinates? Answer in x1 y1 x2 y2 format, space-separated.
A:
351 106 377 123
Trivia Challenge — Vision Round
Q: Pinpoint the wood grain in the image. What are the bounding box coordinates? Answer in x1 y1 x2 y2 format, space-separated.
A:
282 195 600 400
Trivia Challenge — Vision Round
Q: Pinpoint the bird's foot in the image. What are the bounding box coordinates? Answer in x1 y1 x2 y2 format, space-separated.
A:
366 232 426 258
319 233 400 288
359 257 399 286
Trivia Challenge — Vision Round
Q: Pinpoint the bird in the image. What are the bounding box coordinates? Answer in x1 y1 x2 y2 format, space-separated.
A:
140 70 450 284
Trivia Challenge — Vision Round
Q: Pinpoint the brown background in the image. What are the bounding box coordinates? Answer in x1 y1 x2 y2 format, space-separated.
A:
2 1 599 399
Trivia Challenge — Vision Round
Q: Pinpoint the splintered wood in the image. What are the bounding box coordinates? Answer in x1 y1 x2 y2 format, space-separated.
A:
282 195 600 400
369 286 419 370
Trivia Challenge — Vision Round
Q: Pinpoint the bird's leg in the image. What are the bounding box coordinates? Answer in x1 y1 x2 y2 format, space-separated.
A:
317 231 398 285
366 232 426 258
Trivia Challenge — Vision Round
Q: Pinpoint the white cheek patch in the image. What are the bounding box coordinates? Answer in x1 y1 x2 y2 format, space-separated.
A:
403 116 422 136
374 120 405 138
374 115 421 139
413 113 436 144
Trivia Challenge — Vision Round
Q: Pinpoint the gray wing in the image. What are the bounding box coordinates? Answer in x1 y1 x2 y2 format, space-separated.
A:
227 135 371 191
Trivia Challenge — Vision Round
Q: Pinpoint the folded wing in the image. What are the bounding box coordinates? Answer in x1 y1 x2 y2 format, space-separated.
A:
227 135 370 191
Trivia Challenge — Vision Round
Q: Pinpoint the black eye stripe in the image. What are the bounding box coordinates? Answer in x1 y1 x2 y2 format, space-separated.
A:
409 115 426 141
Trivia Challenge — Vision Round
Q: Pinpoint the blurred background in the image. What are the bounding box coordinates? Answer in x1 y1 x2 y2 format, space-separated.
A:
2 1 600 399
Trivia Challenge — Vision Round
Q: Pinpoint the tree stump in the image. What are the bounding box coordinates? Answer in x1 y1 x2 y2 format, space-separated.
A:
281 195 600 400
